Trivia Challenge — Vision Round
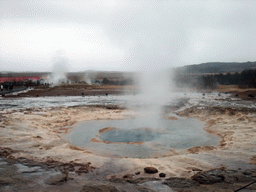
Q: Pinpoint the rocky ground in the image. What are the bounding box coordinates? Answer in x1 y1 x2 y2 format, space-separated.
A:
1 92 256 191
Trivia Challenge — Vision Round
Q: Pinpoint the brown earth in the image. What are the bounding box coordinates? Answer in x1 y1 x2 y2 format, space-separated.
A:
5 84 135 98
214 85 256 99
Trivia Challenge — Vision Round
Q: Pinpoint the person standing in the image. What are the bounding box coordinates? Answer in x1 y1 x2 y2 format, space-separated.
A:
1 84 3 92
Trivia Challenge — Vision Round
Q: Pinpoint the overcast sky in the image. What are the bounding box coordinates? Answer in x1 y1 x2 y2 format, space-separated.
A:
0 0 256 72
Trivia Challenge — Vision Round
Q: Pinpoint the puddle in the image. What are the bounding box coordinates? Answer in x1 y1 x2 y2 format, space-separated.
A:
64 117 220 158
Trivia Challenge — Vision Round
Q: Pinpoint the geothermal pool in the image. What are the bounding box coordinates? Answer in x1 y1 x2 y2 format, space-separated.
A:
64 117 220 158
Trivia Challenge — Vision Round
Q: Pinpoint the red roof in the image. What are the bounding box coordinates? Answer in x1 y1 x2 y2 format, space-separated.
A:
0 77 41 83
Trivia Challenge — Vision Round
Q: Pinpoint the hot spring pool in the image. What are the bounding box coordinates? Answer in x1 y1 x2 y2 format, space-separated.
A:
63 117 220 158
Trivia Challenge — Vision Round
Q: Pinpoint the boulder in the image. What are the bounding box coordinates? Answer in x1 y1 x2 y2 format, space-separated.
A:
144 167 158 174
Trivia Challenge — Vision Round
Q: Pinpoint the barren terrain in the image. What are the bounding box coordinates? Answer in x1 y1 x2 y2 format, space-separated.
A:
5 84 131 98
1 86 256 191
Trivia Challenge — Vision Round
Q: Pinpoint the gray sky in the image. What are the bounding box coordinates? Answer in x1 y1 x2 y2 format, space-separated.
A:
0 0 256 72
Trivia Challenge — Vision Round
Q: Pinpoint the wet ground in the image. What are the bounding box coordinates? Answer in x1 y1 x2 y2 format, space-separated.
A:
1 91 256 111
1 90 256 191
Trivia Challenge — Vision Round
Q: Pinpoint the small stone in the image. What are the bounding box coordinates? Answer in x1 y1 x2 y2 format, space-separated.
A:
144 167 158 174
135 171 140 175
159 173 166 177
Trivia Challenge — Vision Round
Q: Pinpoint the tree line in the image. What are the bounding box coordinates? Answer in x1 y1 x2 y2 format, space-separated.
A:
201 69 256 89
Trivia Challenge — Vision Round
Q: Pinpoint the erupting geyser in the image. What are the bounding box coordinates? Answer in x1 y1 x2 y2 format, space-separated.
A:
63 68 221 159
47 51 69 85
130 68 174 128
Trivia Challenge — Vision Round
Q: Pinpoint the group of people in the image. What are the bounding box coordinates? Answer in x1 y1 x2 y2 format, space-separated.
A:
0 84 14 92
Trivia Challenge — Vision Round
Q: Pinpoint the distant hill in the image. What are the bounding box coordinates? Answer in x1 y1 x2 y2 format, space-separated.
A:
176 61 256 74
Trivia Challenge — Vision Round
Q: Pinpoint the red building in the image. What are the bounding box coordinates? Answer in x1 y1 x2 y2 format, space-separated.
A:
0 77 41 83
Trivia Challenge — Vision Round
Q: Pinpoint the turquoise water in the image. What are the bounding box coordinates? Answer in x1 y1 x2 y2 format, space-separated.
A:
99 128 163 142
64 117 220 158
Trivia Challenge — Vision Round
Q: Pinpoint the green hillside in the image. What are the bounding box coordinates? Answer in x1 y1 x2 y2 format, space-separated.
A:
176 61 256 74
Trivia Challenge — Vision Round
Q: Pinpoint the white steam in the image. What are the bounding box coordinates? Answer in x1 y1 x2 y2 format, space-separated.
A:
47 53 69 86
83 73 92 85
128 68 174 129
103 2 182 128
83 71 97 85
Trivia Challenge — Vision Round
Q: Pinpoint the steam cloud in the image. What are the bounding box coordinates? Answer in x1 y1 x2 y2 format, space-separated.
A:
47 53 69 86
83 71 97 85
103 2 180 127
